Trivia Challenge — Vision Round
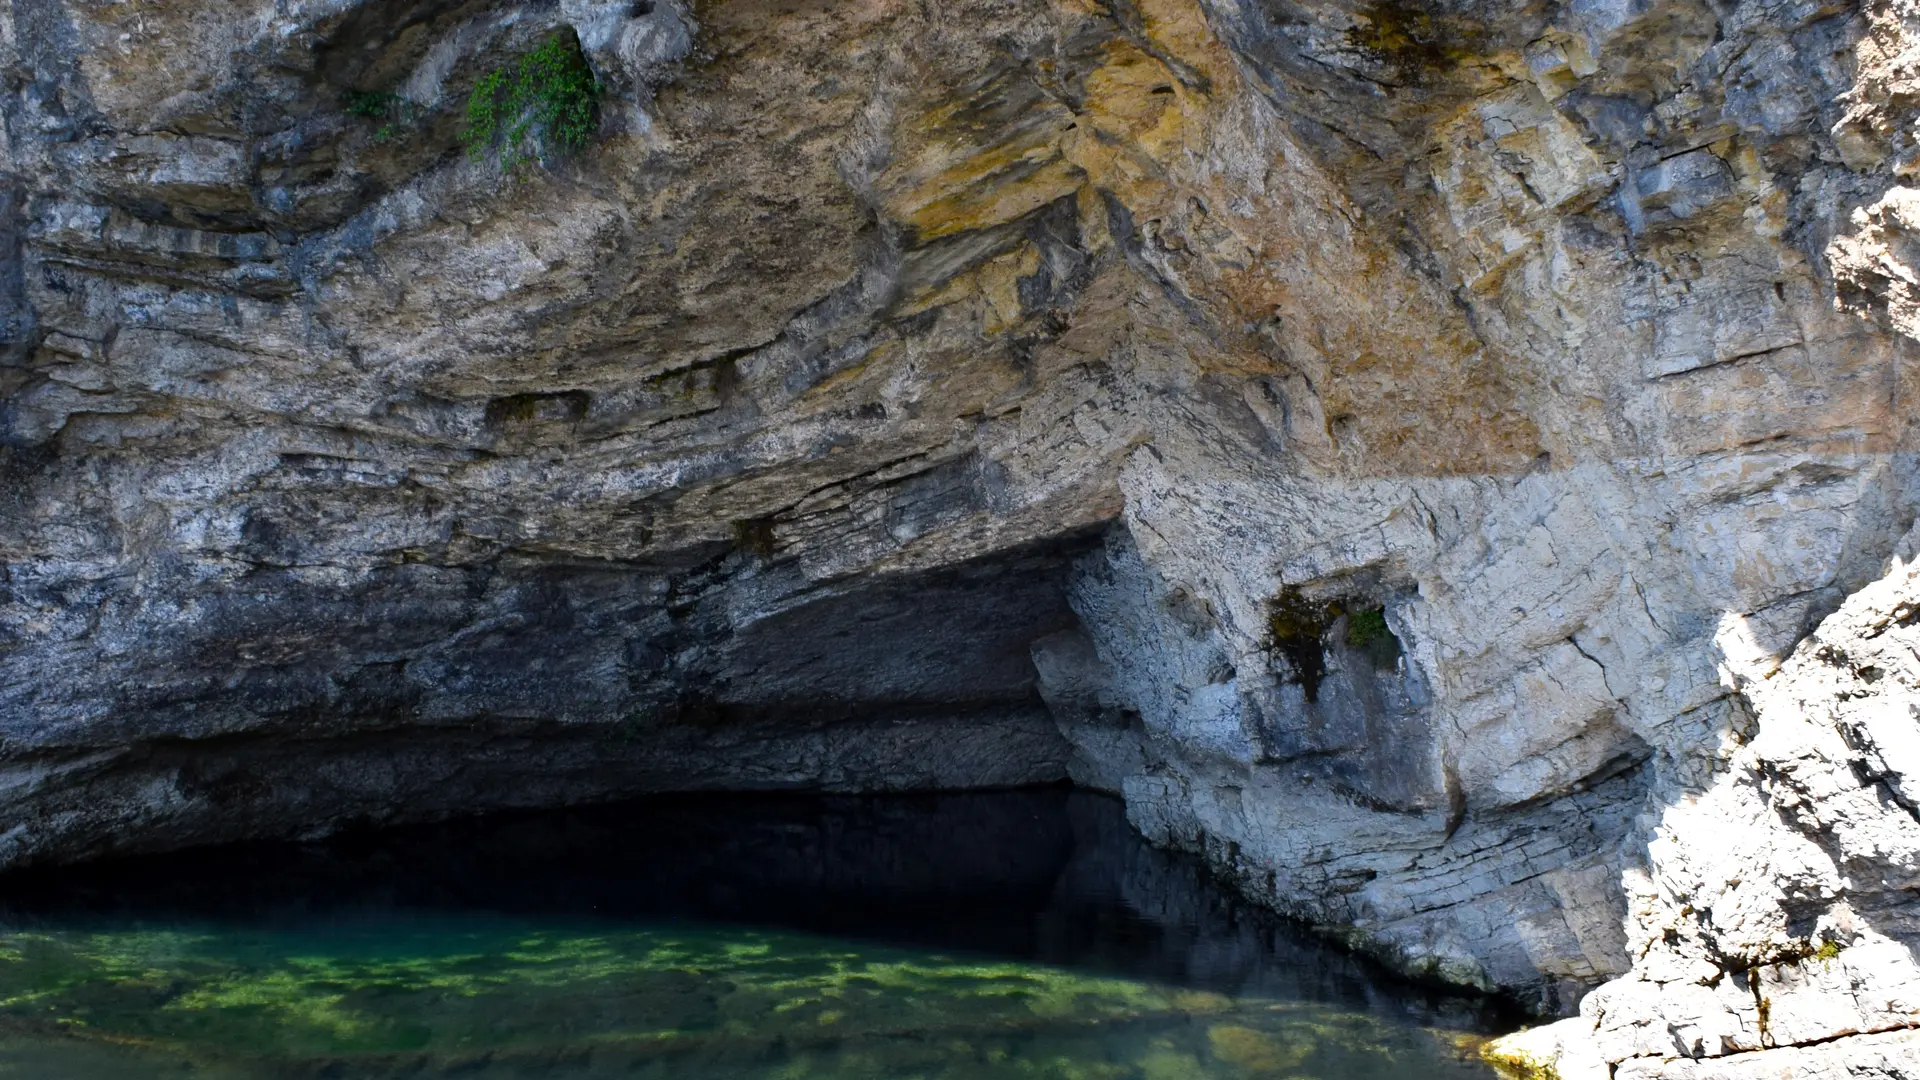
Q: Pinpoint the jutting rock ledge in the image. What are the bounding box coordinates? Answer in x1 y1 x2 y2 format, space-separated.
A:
3 0 1919 1075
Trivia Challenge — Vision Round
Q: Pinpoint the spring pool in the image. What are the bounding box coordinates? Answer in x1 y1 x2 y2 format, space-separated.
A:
0 789 1514 1079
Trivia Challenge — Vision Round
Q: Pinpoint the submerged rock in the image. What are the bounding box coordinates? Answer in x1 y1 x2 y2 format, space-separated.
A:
2 0 1918 1072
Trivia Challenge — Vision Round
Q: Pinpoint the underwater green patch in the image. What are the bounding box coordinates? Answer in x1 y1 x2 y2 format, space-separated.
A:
0 918 1496 1078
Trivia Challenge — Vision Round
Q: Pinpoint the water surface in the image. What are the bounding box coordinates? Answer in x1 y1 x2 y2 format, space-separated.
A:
0 789 1511 1078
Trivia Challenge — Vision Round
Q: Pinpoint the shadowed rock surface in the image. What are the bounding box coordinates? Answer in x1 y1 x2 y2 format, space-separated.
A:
4 0 1920 1074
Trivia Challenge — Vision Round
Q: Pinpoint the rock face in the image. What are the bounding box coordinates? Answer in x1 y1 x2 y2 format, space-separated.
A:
2 0 1918 1069
1489 527 1920 1077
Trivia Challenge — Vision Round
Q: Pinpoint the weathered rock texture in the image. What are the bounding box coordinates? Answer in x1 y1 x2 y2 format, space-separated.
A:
1489 525 1920 1076
3 0 1919 1071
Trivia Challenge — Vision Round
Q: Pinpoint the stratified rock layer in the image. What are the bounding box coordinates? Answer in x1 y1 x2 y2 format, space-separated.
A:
3 0 1919 1070
1490 525 1920 1077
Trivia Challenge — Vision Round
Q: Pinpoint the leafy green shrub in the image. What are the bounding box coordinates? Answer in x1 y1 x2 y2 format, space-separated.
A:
463 32 601 169
1344 607 1391 649
343 90 397 118
1345 606 1402 669
342 90 414 143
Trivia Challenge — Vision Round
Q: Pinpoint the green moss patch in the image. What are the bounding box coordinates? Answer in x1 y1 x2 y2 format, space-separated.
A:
1345 606 1403 669
1270 592 1405 698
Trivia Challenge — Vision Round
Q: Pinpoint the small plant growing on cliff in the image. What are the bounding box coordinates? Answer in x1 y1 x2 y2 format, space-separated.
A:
1344 607 1390 649
463 32 601 170
1345 606 1402 669
343 89 416 143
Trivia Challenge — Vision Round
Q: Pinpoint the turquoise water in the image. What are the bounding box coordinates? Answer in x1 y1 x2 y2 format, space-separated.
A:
0 792 1510 1079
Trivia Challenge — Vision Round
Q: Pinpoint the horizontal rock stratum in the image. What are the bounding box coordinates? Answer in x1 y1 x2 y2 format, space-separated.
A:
3 0 1919 1075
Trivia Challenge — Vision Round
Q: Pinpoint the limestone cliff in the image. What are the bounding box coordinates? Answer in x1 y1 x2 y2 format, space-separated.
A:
1489 524 1920 1077
3 0 1919 1074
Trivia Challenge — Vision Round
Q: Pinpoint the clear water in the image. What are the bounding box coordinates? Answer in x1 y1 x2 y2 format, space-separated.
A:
0 790 1513 1079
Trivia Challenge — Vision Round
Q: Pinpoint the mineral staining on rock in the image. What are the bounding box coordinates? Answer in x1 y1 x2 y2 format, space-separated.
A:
3 0 1920 1075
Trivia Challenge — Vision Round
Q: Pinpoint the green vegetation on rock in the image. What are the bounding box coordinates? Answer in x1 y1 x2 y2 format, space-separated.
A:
1269 592 1404 698
1344 607 1391 649
1345 606 1403 669
463 32 602 170
342 90 415 144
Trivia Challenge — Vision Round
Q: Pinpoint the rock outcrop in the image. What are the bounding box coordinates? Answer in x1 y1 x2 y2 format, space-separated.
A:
3 0 1919 1072
1488 523 1920 1077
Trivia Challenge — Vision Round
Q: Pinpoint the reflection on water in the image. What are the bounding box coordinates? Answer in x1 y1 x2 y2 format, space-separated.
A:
0 789 1512 1078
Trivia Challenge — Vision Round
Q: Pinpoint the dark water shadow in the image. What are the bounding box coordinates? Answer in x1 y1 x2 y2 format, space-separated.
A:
0 787 1520 1036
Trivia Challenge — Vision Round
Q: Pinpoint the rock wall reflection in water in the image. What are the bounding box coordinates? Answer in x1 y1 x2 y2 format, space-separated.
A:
0 790 1514 1078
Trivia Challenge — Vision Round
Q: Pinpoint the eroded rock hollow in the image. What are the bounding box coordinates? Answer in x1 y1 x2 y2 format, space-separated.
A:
4 0 1920 1074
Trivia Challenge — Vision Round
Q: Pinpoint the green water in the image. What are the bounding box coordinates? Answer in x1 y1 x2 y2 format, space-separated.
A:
0 792 1508 1079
